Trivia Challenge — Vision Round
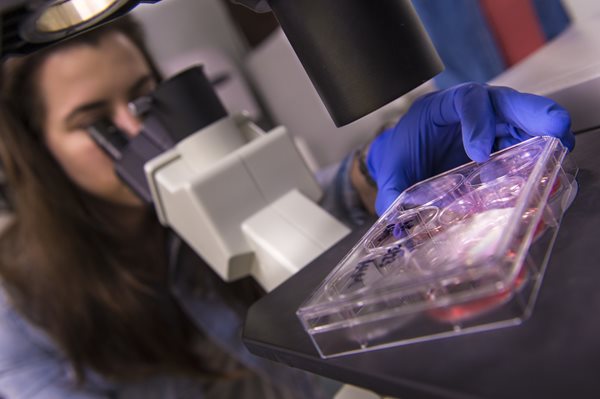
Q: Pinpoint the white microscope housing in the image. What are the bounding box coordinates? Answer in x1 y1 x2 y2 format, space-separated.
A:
144 113 350 291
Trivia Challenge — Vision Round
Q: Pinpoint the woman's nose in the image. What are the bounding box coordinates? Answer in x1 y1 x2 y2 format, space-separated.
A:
113 103 142 138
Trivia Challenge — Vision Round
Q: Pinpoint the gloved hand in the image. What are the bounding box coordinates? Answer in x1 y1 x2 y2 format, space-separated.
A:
366 82 574 215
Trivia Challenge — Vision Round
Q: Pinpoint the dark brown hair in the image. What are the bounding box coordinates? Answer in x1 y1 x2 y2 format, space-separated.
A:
0 16 213 383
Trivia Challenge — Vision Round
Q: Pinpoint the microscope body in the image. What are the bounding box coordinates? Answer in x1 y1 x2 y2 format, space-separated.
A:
103 66 348 292
144 112 349 291
87 65 349 292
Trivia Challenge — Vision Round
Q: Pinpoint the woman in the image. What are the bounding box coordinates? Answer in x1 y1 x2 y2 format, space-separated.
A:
0 13 574 399
0 15 334 399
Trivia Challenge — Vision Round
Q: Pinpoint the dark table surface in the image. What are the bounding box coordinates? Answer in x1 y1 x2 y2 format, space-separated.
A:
243 129 600 399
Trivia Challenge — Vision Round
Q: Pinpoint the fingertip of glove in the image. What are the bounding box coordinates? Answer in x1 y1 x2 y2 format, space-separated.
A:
548 108 571 131
465 146 490 163
544 108 574 151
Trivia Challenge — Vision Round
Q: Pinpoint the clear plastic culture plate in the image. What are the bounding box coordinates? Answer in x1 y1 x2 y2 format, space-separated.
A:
297 136 578 358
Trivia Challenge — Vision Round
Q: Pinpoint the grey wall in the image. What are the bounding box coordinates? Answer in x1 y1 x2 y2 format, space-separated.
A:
132 0 249 68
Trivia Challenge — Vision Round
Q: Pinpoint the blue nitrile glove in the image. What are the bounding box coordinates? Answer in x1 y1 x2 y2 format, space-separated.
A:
366 82 574 215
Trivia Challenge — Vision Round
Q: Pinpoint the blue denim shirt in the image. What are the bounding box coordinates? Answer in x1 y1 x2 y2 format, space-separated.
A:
0 153 362 399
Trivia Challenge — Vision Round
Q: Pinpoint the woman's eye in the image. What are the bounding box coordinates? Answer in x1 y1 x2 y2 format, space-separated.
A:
130 89 152 101
72 115 108 132
129 79 157 102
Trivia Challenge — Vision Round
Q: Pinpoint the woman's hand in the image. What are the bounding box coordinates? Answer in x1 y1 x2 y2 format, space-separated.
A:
365 82 574 215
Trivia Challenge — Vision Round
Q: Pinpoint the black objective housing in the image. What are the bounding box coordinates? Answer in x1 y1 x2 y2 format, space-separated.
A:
266 0 444 126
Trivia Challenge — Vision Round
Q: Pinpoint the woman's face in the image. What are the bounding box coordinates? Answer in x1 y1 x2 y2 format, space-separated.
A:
39 31 157 206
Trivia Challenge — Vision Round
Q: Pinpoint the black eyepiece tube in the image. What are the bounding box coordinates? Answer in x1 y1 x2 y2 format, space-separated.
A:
149 65 227 142
88 120 129 160
266 0 444 126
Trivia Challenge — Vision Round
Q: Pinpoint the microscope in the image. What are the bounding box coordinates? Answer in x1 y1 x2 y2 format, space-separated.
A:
89 64 352 292
0 0 442 291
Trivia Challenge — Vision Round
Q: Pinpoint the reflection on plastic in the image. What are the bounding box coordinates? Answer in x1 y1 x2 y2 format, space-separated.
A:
297 137 578 358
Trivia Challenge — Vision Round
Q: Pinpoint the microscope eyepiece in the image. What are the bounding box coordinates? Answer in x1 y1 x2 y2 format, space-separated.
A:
87 119 129 161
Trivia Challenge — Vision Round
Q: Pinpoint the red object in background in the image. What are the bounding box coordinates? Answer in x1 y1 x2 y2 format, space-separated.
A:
480 0 546 66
